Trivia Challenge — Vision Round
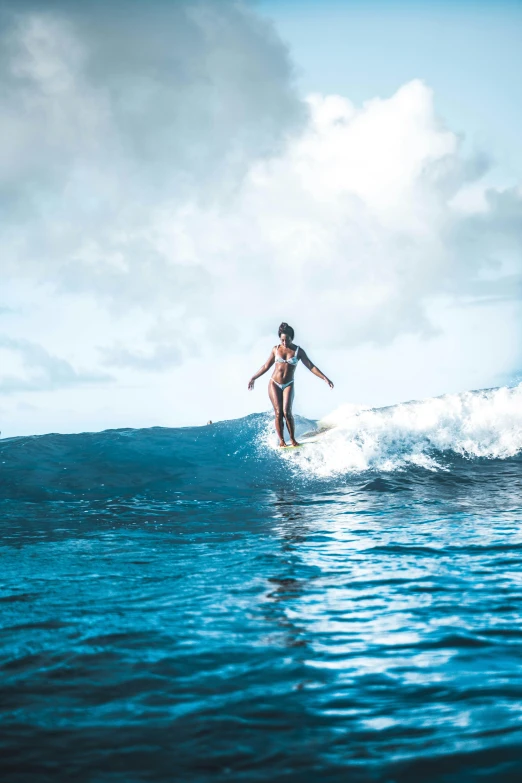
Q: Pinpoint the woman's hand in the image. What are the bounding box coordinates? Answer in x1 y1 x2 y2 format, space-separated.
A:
248 351 275 391
325 378 334 389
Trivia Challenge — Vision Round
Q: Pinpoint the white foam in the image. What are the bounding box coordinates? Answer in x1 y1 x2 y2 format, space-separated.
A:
287 384 522 476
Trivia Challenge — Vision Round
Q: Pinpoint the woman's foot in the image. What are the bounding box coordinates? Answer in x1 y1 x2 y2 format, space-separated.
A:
290 439 300 447
278 440 287 448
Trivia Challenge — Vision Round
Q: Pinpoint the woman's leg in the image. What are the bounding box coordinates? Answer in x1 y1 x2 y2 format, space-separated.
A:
268 380 286 446
283 383 299 446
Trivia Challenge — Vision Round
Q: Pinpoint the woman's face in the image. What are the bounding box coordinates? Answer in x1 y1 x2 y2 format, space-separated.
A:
280 332 292 346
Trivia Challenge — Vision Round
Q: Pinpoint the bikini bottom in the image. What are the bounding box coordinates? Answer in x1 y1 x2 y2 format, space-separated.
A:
271 378 294 391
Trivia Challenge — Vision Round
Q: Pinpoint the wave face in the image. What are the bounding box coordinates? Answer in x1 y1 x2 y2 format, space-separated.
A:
1 385 521 502
2 385 522 783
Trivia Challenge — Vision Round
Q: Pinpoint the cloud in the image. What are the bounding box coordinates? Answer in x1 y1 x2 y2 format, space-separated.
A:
148 81 521 350
0 0 520 385
100 342 182 371
0 0 304 284
0 335 112 393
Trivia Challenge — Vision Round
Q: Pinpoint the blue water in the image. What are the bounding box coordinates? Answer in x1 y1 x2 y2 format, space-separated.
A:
2 387 522 782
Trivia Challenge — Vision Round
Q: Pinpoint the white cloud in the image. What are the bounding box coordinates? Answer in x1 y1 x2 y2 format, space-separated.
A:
0 335 112 393
0 0 304 283
148 81 521 352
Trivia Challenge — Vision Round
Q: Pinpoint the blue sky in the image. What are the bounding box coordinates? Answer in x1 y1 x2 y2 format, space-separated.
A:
258 0 522 184
0 0 520 435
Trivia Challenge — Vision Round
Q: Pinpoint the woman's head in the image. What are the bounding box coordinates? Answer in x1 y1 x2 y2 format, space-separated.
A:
278 322 294 342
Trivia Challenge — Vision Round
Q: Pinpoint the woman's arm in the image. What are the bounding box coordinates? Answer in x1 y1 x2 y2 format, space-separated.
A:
248 349 276 390
299 348 334 389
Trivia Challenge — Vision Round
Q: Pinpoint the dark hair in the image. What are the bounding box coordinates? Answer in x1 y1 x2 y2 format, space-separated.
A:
278 322 294 340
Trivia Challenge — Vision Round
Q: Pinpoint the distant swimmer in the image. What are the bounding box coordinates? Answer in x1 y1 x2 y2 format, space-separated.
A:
248 322 333 448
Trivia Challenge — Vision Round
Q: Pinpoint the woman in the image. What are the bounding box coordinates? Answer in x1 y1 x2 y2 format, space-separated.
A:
248 322 334 448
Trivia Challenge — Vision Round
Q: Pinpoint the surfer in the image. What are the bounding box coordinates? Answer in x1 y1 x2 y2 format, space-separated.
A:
248 322 334 448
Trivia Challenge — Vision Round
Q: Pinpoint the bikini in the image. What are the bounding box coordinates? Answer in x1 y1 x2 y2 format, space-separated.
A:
271 346 300 390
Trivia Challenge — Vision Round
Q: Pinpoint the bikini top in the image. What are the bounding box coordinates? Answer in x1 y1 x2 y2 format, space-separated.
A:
274 345 300 365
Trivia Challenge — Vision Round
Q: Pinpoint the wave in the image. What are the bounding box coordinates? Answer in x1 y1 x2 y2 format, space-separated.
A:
0 385 521 500
290 383 522 476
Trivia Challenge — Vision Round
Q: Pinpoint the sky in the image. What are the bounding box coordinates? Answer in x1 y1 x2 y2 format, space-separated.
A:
258 0 522 184
0 0 521 437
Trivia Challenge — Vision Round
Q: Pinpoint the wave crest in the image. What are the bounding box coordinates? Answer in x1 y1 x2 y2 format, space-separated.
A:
290 384 522 476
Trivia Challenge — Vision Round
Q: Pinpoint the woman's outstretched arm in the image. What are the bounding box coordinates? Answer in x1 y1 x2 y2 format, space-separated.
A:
299 348 334 388
248 349 275 390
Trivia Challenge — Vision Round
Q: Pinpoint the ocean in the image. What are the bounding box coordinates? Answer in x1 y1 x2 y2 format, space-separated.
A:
1 384 522 782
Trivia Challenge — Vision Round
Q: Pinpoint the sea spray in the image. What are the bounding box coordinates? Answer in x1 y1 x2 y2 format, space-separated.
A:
286 384 522 476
